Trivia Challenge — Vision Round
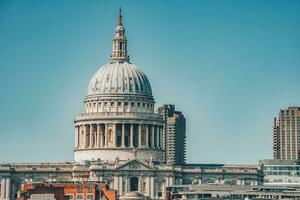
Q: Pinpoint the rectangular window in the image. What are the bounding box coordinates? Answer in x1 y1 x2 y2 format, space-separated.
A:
77 185 83 192
131 102 135 107
118 102 122 106
125 102 128 106
65 194 74 200
111 102 115 106
87 194 94 200
76 194 84 200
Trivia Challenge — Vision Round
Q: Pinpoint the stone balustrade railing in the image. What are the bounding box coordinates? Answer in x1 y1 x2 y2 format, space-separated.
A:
75 112 163 121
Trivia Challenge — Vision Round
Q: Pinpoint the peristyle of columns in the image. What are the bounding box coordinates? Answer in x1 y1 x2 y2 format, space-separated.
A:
74 123 163 150
0 177 10 199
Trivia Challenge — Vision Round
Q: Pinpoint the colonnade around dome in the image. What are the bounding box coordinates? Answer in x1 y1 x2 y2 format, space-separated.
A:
74 123 164 150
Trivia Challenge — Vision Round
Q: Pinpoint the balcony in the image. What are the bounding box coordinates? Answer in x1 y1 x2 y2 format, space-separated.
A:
75 112 163 122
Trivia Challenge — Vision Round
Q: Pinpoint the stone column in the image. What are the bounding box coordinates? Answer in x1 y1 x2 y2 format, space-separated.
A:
74 126 77 149
119 176 123 195
113 176 119 191
138 124 142 148
151 125 155 148
5 177 10 199
74 126 78 149
165 176 169 187
89 124 93 148
124 177 128 193
96 124 100 147
145 125 149 148
138 176 142 193
100 124 103 148
121 124 125 147
105 123 108 147
156 126 160 149
84 125 88 148
1 178 5 198
130 124 134 148
146 177 151 196
114 123 117 147
150 176 155 198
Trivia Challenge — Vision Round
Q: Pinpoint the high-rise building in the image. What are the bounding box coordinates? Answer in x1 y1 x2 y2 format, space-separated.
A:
157 105 186 165
273 107 300 160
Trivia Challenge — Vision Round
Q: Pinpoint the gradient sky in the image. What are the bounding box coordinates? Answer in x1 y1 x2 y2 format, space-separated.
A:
0 0 299 164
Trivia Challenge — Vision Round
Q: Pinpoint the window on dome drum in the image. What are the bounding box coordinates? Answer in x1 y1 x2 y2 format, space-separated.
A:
147 103 149 108
131 102 134 107
118 102 121 107
125 102 128 106
143 103 145 107
99 102 101 105
137 102 140 107
111 102 115 106
104 102 108 107
93 102 96 107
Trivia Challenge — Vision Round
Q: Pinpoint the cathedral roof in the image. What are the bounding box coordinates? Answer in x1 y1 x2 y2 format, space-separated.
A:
87 62 152 97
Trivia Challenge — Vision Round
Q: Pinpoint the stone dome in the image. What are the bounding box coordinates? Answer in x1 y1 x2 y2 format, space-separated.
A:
87 61 152 97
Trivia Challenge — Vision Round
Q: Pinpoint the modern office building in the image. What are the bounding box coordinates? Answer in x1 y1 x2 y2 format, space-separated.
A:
259 159 300 185
157 105 186 165
273 107 300 160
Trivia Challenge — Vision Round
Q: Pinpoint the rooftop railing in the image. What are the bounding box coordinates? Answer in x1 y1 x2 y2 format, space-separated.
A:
75 112 163 121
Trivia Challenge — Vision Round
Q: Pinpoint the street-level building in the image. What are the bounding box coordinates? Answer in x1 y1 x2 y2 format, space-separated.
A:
166 184 300 200
260 159 300 185
0 9 264 200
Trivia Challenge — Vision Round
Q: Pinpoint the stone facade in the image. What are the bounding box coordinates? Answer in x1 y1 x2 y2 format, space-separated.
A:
0 161 263 200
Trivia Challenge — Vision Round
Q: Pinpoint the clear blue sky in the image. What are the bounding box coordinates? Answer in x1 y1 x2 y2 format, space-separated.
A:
0 0 299 164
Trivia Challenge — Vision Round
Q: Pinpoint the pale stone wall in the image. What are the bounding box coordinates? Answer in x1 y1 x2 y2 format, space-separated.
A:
74 149 164 163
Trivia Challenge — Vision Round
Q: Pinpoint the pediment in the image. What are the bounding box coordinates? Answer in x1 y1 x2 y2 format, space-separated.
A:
116 160 152 171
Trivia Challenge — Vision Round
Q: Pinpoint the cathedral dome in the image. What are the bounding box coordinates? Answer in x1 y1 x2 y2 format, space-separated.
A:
87 62 152 97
